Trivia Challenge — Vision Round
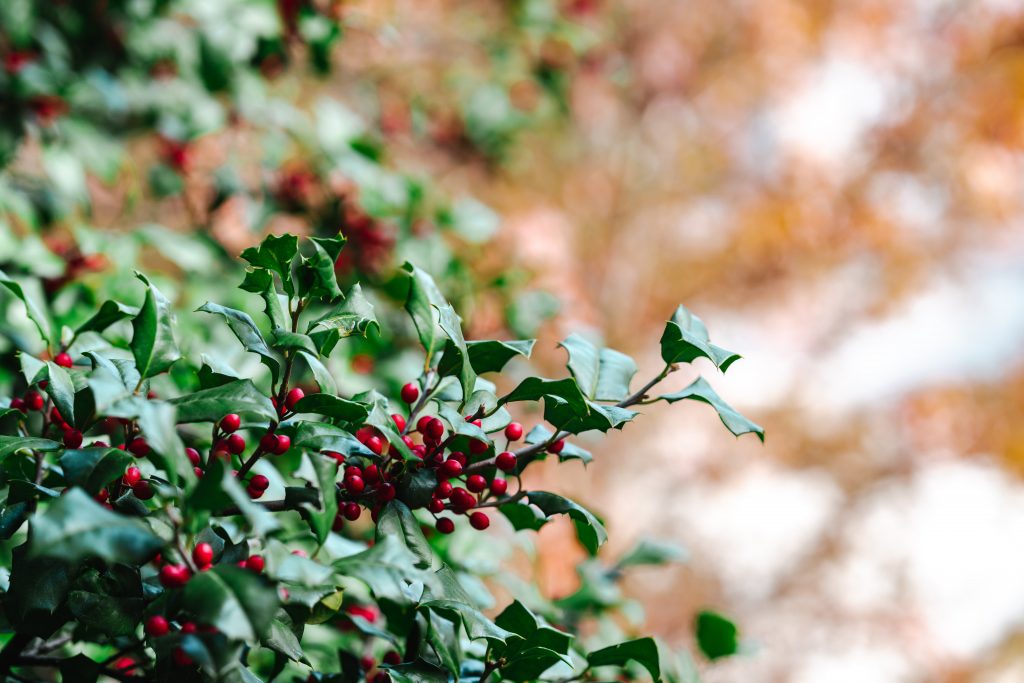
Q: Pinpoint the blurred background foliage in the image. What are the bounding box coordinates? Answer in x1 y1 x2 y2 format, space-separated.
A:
5 0 1024 681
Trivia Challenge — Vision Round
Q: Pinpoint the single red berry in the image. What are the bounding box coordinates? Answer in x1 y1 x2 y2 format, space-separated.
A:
466 474 487 493
63 428 83 449
425 418 444 441
285 387 305 409
348 604 379 622
192 542 214 568
549 439 565 454
124 466 142 486
50 407 64 424
360 656 376 671
412 445 427 459
391 413 406 431
247 484 264 499
364 464 380 484
145 615 170 637
112 657 137 673
440 459 463 479
401 383 419 404
450 487 476 512
332 514 345 532
54 352 73 368
428 497 445 514
273 434 290 455
345 475 365 495
356 426 376 443
383 651 402 666
133 480 154 500
345 465 363 478
495 451 518 472
185 447 201 466
490 478 508 496
128 437 150 457
211 441 230 458
244 555 265 573
371 672 390 683
436 518 455 534
10 398 25 413
147 390 159 400
90 441 109 448
435 481 453 498
259 432 278 452
172 647 193 667
250 474 270 491
469 438 489 455
377 483 396 502
504 422 523 441
219 413 241 433
469 511 490 530
95 488 108 503
194 467 204 478
448 451 467 466
416 415 432 433
23 391 43 411
226 433 246 455
159 564 189 588
365 435 384 455
343 501 362 521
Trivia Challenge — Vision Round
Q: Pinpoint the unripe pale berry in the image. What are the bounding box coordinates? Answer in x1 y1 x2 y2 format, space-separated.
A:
127 437 150 457
219 413 241 433
504 422 523 441
436 518 455 534
466 474 487 493
145 615 170 637
469 511 490 530
440 459 463 479
193 542 214 568
124 466 142 486
495 451 517 472
391 413 406 431
226 433 246 455
54 352 73 368
401 383 419 404
285 387 305 409
490 478 508 496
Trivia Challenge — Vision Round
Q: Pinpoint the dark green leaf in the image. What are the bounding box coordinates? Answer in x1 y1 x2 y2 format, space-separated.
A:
75 300 139 335
59 654 101 683
498 377 588 417
558 334 637 402
499 503 548 532
587 638 661 681
526 492 607 555
435 304 476 403
403 263 447 365
131 273 180 380
660 305 741 372
524 425 591 463
240 267 288 332
376 501 434 569
0 269 51 345
465 339 535 374
291 422 377 459
293 394 370 423
297 237 344 300
382 660 449 683
170 379 277 424
542 397 636 434
187 458 280 536
182 565 279 641
695 610 739 661
60 448 133 493
0 435 61 461
240 234 298 296
298 453 338 545
197 302 282 382
656 377 763 441
307 283 379 355
264 612 307 663
44 361 76 425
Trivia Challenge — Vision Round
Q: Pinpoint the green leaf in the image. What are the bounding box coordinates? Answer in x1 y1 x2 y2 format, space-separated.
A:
241 234 298 296
397 467 438 510
298 236 344 300
68 589 142 637
44 361 76 426
558 334 637 402
293 393 370 423
75 300 139 335
695 610 739 661
264 612 307 663
197 302 282 382
498 377 588 417
382 660 449 683
240 267 288 332
187 458 280 536
107 396 188 486
656 377 764 441
299 349 338 395
28 489 162 564
499 503 549 532
526 492 607 555
19 353 47 385
182 565 279 642
403 262 447 366
131 273 180 380
291 422 377 459
272 329 318 355
0 269 52 345
356 391 414 460
60 448 133 494
307 283 379 355
660 305 741 372
542 397 636 434
587 638 661 681
0 435 61 461
617 538 688 569
376 501 433 569
435 304 476 403
170 379 277 424
6 544 73 635
298 453 338 545
464 339 535 374
524 425 591 463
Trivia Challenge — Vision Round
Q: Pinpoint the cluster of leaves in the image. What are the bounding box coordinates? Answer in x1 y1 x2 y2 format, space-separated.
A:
0 233 759 681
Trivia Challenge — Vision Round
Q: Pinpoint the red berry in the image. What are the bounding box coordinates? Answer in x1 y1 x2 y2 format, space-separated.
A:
90 441 109 448
360 656 376 670
383 651 402 666
356 426 376 443
401 383 419 404
172 647 193 667
345 475 365 495
416 415 432 433
440 459 463 479
345 465 363 478
194 467 204 478
159 564 189 588
10 398 25 413
285 388 305 409
436 518 455 534
469 511 490 530
435 481 453 498
250 474 270 491
63 428 83 449
273 434 290 455
50 407 64 424
428 498 445 513
372 672 390 683
377 483 396 502
54 352 73 368
364 464 380 484
145 615 170 637
549 439 565 454
490 478 508 496
192 543 214 568
226 433 245 455
133 480 154 500
504 422 523 441
365 435 384 455
495 451 517 472
424 418 444 441
185 447 201 466
391 413 406 431
124 466 142 486
128 438 150 457
469 438 489 455
466 474 487 493
24 391 43 411
402 435 415 449
450 487 476 512
412 445 427 459
259 432 278 452
343 501 361 521
332 514 345 532
219 414 241 433
244 555 264 573
247 485 264 499
448 451 467 466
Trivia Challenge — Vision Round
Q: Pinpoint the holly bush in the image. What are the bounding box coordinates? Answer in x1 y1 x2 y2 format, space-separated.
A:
0 231 761 681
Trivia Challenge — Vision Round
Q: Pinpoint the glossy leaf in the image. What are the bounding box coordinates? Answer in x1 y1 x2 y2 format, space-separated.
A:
60 448 133 494
526 492 607 555
170 379 277 424
0 269 52 345
660 305 741 372
182 565 279 642
293 393 371 423
587 637 661 681
656 376 764 441
695 610 739 661
403 262 447 365
240 233 298 296
131 273 180 380
75 300 139 335
197 302 282 382
558 334 637 402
